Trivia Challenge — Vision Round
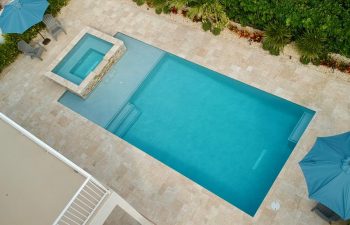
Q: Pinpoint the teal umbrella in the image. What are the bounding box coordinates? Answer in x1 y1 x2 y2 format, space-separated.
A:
0 0 49 34
299 132 350 219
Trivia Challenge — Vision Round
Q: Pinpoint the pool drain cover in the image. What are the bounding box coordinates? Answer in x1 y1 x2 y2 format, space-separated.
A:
271 201 280 211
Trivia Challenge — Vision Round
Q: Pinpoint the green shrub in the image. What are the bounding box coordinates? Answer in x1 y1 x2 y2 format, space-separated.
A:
155 7 163 14
220 0 350 58
262 23 291 55
167 0 188 11
311 58 321 66
262 41 280 56
0 0 70 73
211 27 221 35
132 0 350 65
183 0 228 35
46 0 70 16
296 31 326 65
163 5 171 14
299 56 311 65
136 0 145 6
202 20 211 31
146 0 166 9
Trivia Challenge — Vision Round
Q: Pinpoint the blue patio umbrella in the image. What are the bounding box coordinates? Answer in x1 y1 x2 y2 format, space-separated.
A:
0 0 49 34
299 132 350 220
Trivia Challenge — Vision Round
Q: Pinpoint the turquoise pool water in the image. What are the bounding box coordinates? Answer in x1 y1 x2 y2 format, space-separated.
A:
53 33 113 85
59 33 315 216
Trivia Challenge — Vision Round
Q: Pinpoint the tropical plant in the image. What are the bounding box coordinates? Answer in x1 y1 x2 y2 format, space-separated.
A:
184 0 228 34
147 0 167 8
163 4 171 13
203 0 228 34
46 0 70 16
133 0 350 61
136 0 145 6
167 0 188 11
221 0 350 58
202 20 211 31
0 0 70 73
155 6 163 14
262 23 291 55
212 27 221 35
296 31 326 65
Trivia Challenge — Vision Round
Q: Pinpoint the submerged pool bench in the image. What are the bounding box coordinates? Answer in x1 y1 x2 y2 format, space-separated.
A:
288 112 314 143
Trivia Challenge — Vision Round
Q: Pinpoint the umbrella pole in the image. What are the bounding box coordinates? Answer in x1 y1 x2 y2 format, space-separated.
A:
38 31 51 45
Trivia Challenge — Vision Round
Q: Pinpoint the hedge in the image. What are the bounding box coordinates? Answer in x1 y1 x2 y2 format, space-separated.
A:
135 0 349 64
220 0 350 58
0 0 70 73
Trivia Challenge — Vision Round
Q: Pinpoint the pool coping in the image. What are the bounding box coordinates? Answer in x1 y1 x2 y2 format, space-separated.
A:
3 0 348 222
45 27 126 98
59 32 319 218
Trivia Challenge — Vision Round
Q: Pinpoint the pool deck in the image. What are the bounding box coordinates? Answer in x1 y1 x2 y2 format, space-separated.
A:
0 0 349 224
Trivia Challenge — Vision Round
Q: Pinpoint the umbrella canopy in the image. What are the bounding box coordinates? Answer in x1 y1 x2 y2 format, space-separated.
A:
299 132 350 220
0 0 49 34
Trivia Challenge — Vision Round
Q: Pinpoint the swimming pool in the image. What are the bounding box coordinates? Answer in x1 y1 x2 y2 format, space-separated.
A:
53 33 113 85
59 33 315 216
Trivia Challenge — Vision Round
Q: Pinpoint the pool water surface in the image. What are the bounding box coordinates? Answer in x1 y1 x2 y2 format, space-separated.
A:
53 33 113 85
59 33 315 216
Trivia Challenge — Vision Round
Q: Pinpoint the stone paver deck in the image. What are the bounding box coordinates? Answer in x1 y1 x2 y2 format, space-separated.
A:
0 0 349 224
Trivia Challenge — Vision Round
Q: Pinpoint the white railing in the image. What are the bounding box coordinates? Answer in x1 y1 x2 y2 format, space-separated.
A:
0 113 110 225
0 113 154 225
53 177 109 225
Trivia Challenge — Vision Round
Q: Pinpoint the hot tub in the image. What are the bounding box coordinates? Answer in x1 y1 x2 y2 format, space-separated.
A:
46 27 126 98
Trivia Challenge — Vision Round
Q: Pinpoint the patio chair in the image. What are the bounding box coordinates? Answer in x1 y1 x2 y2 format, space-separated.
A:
43 14 66 40
17 40 46 60
311 203 341 224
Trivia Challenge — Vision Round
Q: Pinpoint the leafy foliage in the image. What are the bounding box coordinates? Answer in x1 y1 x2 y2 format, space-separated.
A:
201 0 228 34
155 6 163 14
262 23 291 55
136 0 145 6
202 20 211 31
220 0 350 58
46 0 70 16
186 0 228 34
2 0 349 73
163 5 171 13
212 27 221 35
150 0 228 34
0 0 70 73
296 31 326 65
140 0 350 60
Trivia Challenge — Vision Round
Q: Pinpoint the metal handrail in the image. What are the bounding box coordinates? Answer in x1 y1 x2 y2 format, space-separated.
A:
53 178 109 225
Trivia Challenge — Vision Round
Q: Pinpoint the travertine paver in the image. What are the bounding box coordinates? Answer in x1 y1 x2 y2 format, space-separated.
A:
0 0 349 224
104 206 140 225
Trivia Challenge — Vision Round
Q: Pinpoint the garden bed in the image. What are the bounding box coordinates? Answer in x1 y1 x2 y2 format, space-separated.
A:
133 0 350 76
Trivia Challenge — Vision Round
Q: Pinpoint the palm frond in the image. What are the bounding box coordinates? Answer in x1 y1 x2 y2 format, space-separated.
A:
296 31 326 64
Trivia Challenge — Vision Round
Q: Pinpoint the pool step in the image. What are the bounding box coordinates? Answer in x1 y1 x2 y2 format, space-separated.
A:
106 103 135 133
114 107 141 137
288 112 313 143
106 103 141 137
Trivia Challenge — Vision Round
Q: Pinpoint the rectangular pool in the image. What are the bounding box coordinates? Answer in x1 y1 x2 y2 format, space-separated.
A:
52 33 113 85
59 33 315 216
